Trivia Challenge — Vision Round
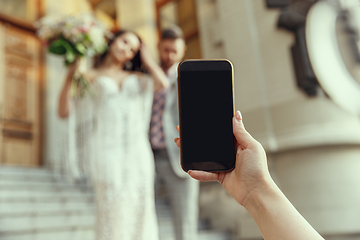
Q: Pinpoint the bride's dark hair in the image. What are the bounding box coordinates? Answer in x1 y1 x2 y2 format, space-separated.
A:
95 30 144 72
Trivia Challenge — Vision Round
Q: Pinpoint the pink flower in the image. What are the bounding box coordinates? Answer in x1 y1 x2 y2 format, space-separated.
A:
79 27 89 33
41 40 49 46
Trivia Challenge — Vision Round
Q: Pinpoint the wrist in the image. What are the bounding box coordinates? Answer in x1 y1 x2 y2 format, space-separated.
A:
143 59 157 70
66 76 73 84
242 176 282 216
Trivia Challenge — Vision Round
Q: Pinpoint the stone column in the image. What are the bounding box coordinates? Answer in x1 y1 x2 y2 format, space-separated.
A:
44 0 91 15
43 0 91 172
115 0 159 60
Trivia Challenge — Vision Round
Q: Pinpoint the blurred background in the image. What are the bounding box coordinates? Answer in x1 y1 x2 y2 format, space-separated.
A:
1 0 360 239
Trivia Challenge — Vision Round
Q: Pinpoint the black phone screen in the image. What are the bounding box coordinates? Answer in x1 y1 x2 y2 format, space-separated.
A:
178 65 235 172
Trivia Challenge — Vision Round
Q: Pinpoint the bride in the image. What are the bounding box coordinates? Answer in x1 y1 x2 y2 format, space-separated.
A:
58 30 168 240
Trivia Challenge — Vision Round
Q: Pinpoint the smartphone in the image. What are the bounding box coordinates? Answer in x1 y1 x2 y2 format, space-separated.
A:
177 59 236 172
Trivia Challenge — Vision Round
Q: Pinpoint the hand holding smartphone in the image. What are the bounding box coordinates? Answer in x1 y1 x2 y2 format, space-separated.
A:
177 59 236 172
176 62 324 239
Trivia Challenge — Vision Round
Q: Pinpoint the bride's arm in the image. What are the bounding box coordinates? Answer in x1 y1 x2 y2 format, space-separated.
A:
58 60 78 118
139 44 169 91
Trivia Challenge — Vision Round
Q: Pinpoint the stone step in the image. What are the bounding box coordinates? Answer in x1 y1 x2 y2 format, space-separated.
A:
0 184 92 191
0 166 89 191
156 210 172 221
0 186 93 199
198 230 232 240
157 218 216 236
0 166 58 177
0 167 96 240
0 166 233 240
155 198 229 239
155 201 173 218
0 180 90 188
0 227 230 240
157 215 174 236
0 226 95 240
0 171 63 181
0 197 95 214
159 229 232 240
0 211 95 232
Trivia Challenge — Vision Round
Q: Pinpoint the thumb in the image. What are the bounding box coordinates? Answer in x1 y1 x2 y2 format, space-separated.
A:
233 110 258 149
188 170 219 182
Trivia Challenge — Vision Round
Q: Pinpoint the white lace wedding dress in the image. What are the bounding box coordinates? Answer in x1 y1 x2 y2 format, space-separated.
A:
75 74 159 240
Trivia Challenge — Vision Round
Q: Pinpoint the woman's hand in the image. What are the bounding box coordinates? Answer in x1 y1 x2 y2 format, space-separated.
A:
139 43 156 69
174 110 324 240
139 43 169 91
174 110 271 207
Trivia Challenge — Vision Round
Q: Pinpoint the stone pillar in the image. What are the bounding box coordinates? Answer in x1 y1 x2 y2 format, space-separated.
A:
115 0 159 60
44 0 91 15
43 0 91 172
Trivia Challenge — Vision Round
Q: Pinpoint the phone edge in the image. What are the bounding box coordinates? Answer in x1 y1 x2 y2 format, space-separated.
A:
177 59 236 173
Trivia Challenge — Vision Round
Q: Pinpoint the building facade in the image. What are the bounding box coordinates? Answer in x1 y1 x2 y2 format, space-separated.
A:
195 0 360 239
1 0 360 239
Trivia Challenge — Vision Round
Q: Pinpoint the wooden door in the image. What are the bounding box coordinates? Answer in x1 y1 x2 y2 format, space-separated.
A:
0 23 42 166
176 0 201 59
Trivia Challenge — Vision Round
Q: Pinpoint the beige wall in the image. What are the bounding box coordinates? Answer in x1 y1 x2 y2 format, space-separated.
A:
196 0 360 239
44 0 91 15
274 146 360 234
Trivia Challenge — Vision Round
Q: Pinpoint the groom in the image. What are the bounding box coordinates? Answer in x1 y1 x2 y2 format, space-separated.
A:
151 27 199 240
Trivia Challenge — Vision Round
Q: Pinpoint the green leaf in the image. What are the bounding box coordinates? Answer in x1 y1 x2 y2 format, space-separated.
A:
48 39 67 55
65 50 76 65
84 34 91 42
75 43 86 55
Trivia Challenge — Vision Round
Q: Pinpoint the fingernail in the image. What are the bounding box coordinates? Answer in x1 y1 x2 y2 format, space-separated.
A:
235 110 242 122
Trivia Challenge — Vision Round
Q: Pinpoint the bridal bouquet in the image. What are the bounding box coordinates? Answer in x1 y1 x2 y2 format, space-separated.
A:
35 13 112 97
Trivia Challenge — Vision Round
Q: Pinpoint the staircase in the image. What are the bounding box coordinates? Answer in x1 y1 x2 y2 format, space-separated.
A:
0 166 232 240
0 166 95 240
